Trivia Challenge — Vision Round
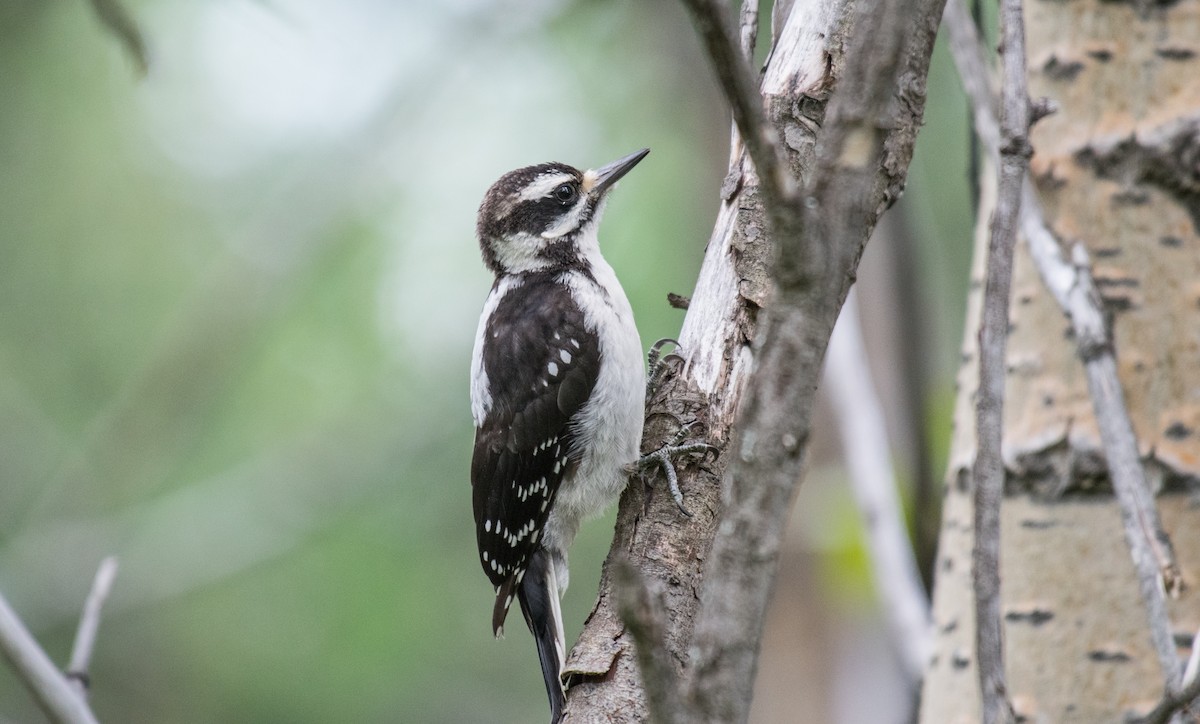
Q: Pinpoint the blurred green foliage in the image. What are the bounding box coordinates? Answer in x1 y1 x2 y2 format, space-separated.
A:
0 0 971 721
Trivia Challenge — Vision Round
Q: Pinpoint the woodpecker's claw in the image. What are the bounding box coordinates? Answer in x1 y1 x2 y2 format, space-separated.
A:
646 338 684 400
636 422 718 516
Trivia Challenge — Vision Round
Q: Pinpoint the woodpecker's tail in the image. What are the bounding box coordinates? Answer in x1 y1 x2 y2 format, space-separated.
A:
518 547 567 724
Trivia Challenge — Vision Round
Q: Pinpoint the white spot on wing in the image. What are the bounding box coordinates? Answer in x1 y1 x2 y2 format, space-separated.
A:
548 361 559 377
560 349 572 364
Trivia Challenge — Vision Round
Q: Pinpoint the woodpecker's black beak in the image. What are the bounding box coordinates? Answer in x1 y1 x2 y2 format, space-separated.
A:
588 148 650 196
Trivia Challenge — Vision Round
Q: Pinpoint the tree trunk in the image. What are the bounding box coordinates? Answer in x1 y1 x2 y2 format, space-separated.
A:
561 0 947 720
921 1 1200 721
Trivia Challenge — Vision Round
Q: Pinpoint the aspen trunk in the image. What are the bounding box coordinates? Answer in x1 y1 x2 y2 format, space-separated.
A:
921 1 1200 721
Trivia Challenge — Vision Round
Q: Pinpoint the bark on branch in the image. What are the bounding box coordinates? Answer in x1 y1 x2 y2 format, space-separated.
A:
969 0 1029 720
66 557 119 699
0 558 115 724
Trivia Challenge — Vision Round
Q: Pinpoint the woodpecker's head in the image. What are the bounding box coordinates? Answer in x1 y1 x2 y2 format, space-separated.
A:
476 148 649 276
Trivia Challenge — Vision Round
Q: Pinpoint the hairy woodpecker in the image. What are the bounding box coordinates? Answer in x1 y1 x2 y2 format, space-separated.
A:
470 149 650 722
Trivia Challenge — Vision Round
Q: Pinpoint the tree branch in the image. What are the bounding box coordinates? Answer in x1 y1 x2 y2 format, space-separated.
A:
66 557 119 698
826 289 932 685
736 0 758 62
0 591 100 724
969 0 1028 721
722 0 762 186
942 0 1186 707
678 0 789 212
1069 244 1184 695
612 561 681 724
1185 628 1200 697
1136 671 1200 724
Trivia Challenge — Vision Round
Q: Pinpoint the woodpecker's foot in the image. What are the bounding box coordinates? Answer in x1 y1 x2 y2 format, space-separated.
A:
646 338 684 400
636 423 718 516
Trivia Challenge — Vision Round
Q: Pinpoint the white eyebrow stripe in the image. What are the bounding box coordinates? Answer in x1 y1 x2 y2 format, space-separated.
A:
517 172 577 202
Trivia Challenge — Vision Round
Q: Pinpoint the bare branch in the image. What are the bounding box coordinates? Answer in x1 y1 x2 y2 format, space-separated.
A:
942 0 1185 703
0 591 99 724
737 0 758 60
826 290 932 684
722 0 762 185
612 561 682 724
1067 245 1184 693
1185 628 1200 694
677 0 788 210
1136 670 1200 724
969 0 1029 721
66 557 119 698
942 0 999 154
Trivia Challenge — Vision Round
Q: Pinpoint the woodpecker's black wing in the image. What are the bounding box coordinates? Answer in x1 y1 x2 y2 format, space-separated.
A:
471 275 601 634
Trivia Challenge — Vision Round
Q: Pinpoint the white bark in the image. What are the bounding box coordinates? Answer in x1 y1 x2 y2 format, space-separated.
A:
826 290 932 684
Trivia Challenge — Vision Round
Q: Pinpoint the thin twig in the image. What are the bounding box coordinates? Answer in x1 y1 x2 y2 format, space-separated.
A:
67 557 119 698
1133 608 1200 724
942 0 999 153
825 290 932 684
737 0 758 60
1067 244 1184 694
0 591 99 724
612 560 682 724
1136 672 1200 724
723 0 761 180
1071 283 1184 598
1185 627 1200 693
677 0 788 210
970 0 1029 720
943 0 1185 704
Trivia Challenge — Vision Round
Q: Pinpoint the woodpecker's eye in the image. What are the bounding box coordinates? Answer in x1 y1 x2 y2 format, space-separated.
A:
552 183 577 204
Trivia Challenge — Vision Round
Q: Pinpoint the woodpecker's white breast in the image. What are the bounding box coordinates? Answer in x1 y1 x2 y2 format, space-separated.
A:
546 251 645 543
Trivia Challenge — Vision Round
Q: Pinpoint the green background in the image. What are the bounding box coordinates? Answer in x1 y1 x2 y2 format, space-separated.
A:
0 1 973 721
